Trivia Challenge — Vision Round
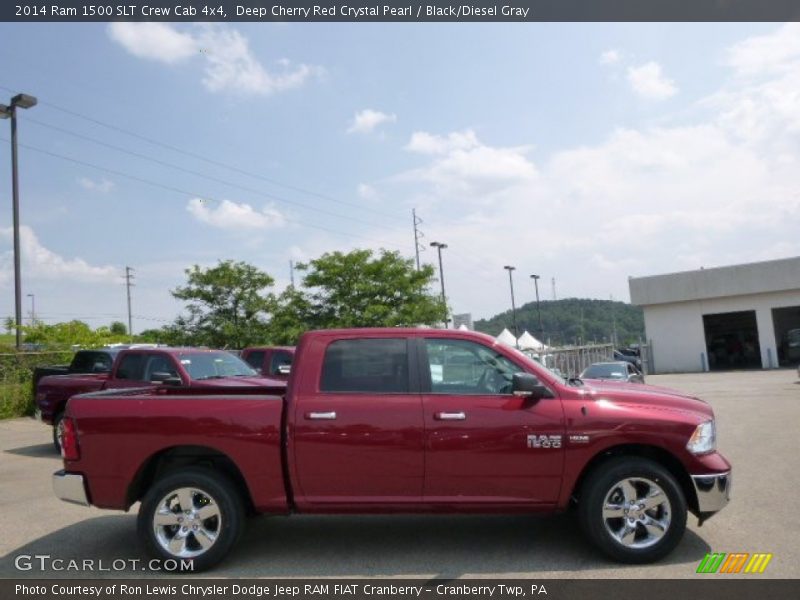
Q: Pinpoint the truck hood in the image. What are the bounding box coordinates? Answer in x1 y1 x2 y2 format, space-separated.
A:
581 379 713 419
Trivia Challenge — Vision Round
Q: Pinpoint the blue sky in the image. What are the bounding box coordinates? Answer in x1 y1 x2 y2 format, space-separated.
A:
0 22 798 333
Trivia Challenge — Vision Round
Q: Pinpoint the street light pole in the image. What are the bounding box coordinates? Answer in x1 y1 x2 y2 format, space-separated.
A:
530 274 543 339
430 241 448 328
1 93 37 349
26 293 35 326
504 265 518 344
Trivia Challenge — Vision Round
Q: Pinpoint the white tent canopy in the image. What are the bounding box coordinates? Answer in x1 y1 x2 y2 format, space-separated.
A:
496 328 517 347
517 330 547 351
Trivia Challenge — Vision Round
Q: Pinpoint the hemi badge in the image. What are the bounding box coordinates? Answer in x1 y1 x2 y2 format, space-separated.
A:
569 434 590 444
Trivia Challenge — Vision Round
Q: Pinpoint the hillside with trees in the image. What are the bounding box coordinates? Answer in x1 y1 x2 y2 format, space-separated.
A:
474 298 645 347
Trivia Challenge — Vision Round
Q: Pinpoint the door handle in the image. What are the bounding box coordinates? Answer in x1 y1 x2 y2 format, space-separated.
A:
306 411 337 420
435 411 466 421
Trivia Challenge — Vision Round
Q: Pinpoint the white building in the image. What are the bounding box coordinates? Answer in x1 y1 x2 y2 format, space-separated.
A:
629 256 800 373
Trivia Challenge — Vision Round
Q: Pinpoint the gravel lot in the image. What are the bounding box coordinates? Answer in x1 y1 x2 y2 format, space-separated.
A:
1 369 798 579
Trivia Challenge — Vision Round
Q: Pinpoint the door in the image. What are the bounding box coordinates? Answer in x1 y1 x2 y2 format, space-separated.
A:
292 337 424 505
421 338 565 504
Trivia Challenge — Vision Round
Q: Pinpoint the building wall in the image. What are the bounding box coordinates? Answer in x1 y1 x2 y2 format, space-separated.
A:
644 290 800 373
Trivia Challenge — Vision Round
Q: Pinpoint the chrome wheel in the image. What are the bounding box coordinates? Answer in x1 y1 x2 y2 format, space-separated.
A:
152 487 222 558
55 420 65 452
602 477 672 549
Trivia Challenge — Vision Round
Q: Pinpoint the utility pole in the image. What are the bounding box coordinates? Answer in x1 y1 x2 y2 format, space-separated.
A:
504 265 519 344
124 266 135 341
430 241 448 327
412 209 424 270
551 277 557 301
289 260 295 287
530 274 543 339
27 293 35 326
1 92 38 349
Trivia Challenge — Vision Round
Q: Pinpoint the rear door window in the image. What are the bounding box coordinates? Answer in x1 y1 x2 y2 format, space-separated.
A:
320 339 409 393
115 353 145 380
243 350 266 371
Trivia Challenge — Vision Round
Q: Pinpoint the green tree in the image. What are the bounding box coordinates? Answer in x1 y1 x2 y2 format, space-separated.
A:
171 260 275 348
21 320 130 348
280 249 443 336
109 321 127 336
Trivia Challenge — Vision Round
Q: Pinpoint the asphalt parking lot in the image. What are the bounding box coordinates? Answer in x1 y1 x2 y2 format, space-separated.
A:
1 369 798 579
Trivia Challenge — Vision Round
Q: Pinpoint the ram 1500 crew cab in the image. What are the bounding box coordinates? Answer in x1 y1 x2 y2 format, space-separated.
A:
53 328 731 570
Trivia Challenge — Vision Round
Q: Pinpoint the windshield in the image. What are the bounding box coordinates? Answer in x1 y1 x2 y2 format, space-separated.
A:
178 352 258 380
581 363 627 379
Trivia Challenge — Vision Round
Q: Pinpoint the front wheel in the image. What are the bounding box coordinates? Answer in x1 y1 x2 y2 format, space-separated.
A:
137 468 244 572
578 457 687 563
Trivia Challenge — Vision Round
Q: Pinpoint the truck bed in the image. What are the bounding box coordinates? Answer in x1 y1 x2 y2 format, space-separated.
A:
64 386 289 513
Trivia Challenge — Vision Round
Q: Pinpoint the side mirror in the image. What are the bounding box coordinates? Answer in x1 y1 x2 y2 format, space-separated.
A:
92 362 110 373
512 372 553 399
277 364 292 375
151 372 182 386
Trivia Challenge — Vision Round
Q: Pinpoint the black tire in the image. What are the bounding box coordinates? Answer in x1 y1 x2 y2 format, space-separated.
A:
578 457 687 563
52 413 64 454
137 467 244 572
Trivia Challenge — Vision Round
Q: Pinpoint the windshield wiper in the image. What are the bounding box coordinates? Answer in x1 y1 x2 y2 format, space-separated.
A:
193 375 226 380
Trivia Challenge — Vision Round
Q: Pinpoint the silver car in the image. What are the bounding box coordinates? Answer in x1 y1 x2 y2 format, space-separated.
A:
580 361 645 383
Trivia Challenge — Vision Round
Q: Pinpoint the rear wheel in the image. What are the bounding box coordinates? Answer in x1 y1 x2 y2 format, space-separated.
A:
137 468 244 572
52 413 65 454
578 457 687 563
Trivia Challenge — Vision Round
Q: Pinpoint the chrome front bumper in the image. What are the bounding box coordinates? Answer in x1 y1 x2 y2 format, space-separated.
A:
52 470 89 506
692 471 731 514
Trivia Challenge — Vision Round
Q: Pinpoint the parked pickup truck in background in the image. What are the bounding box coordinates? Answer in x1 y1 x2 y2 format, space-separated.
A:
240 345 295 379
38 347 286 451
53 328 731 570
33 347 125 396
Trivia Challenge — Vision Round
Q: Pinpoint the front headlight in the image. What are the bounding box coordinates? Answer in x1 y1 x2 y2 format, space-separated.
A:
687 420 716 454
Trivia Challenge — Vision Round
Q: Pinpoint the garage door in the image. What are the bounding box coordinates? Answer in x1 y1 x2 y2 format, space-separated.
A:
703 310 762 371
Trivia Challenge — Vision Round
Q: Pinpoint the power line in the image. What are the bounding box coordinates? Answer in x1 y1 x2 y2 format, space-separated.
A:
0 84 403 220
1 136 408 251
24 116 405 233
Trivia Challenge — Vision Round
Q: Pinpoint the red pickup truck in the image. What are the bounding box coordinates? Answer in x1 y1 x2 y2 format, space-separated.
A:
240 345 294 379
37 347 284 451
53 328 731 571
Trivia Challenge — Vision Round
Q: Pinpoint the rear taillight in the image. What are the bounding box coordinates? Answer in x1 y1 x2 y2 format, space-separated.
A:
61 417 80 460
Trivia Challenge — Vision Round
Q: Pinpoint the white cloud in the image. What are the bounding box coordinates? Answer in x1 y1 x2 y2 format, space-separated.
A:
599 49 621 65
401 130 537 197
406 130 481 155
196 26 319 96
357 183 377 199
347 109 397 134
108 23 320 96
0 226 117 284
77 177 114 193
627 61 678 100
186 198 286 230
108 22 197 64
726 23 800 77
